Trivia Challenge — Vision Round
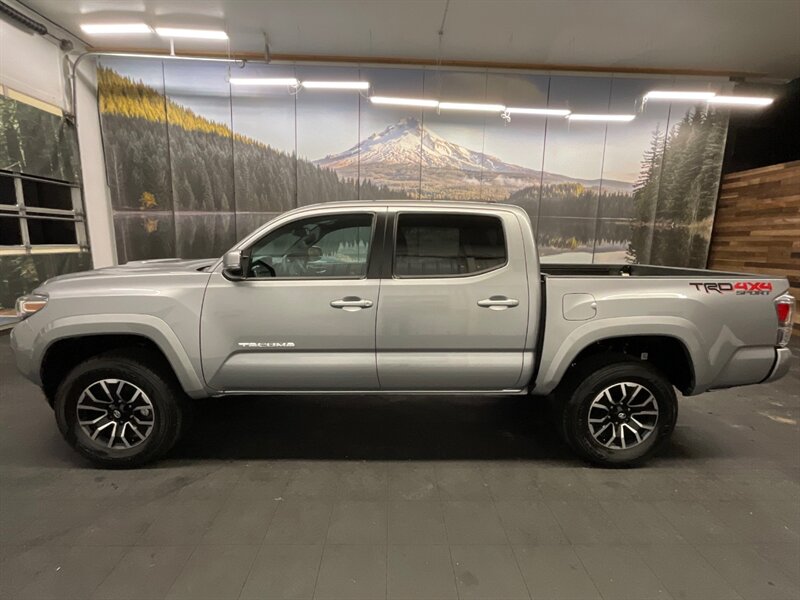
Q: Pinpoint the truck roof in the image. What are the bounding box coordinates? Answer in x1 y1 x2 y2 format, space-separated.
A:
290 199 529 214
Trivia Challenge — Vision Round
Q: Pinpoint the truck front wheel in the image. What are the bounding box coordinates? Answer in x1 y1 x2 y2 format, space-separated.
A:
559 359 677 467
54 350 187 468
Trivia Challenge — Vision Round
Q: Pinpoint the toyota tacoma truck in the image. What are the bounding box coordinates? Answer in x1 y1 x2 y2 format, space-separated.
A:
10 201 795 468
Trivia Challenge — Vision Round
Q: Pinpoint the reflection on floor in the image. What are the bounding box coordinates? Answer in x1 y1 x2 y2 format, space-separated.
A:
1 335 798 600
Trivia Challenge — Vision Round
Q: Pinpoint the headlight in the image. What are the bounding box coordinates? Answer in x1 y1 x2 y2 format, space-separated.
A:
15 294 48 319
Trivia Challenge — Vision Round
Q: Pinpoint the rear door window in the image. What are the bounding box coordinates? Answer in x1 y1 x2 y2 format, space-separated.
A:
394 213 507 277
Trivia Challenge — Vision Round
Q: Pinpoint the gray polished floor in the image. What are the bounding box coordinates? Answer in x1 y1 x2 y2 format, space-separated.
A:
1 335 798 600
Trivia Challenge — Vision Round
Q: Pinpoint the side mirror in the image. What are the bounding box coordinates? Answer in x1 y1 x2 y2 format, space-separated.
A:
222 249 247 281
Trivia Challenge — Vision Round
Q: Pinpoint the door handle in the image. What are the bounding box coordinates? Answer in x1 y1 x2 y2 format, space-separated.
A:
330 297 373 311
477 296 519 310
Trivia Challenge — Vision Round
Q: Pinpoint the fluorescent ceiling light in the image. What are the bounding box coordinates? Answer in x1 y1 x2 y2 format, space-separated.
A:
155 27 228 40
439 101 505 112
644 90 716 101
568 114 636 122
369 96 438 107
708 95 774 107
80 23 152 35
229 77 299 86
101 52 239 63
302 81 369 90
506 107 571 116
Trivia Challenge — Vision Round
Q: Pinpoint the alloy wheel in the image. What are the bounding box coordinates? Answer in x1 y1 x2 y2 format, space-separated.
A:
587 381 659 450
76 379 155 449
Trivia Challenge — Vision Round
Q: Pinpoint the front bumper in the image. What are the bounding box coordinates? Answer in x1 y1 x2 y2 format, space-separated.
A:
762 347 792 384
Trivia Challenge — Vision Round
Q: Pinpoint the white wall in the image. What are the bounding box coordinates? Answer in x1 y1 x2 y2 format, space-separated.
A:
0 18 116 267
74 57 117 267
0 18 65 107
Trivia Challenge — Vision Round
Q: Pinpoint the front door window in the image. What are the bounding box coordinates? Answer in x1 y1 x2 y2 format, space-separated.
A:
247 213 374 279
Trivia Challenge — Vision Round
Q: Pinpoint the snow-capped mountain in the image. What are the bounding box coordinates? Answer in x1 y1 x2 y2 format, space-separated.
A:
313 117 632 198
316 116 529 174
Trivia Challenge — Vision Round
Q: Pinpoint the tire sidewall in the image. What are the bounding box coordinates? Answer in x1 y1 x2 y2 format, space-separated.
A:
55 356 180 468
564 362 677 467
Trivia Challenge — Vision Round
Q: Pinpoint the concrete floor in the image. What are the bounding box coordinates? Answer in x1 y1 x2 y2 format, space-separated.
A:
1 335 799 600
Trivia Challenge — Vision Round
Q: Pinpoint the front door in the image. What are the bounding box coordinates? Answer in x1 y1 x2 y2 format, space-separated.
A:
200 209 383 392
376 208 530 391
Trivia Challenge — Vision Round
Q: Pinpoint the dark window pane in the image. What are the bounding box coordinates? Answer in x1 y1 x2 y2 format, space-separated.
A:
395 213 506 277
0 176 16 206
26 217 77 245
248 213 374 278
0 216 22 245
22 179 74 211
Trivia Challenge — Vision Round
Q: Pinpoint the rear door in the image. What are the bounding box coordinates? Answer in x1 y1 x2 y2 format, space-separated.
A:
376 207 530 391
200 208 384 392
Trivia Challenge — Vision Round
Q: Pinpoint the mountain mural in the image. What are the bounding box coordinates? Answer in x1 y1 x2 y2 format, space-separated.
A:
95 59 727 269
314 116 633 200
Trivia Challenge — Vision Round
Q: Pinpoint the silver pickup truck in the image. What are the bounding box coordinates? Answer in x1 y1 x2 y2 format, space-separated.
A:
10 201 795 468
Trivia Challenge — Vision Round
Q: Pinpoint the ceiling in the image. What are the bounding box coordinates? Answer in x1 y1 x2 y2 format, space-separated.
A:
17 0 800 80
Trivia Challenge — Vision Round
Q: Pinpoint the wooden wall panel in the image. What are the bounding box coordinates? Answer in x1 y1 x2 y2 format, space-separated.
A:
708 160 800 333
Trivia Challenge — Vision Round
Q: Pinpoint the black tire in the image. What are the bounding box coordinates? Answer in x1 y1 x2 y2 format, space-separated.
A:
558 357 677 468
54 349 187 468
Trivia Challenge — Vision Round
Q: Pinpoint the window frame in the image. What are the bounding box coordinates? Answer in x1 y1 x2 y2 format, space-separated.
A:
0 171 88 256
390 210 509 280
242 210 381 281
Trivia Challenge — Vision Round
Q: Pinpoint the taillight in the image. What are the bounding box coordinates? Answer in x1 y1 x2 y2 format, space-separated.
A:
776 302 791 323
775 294 795 347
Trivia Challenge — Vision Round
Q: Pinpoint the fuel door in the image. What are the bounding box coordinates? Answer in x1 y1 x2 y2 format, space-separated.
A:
563 293 597 321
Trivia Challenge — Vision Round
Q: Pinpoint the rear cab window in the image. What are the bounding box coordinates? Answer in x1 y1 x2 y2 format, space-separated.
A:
393 213 507 278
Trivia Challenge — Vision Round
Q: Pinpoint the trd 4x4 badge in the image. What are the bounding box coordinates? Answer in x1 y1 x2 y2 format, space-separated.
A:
690 281 773 295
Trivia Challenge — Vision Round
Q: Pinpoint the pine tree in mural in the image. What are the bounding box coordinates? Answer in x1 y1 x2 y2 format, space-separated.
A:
627 107 728 267
634 126 665 218
627 126 665 264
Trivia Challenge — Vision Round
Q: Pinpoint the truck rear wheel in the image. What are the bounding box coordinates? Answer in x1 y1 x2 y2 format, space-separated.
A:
559 359 677 467
54 350 187 468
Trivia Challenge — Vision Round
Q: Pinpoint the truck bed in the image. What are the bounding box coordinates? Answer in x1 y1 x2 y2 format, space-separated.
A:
534 263 789 397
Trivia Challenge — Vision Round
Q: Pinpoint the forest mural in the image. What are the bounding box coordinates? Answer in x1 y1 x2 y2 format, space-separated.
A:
97 58 731 266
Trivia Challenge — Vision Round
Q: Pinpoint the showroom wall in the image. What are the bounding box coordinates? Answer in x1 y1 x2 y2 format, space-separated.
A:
98 57 733 267
709 162 800 333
